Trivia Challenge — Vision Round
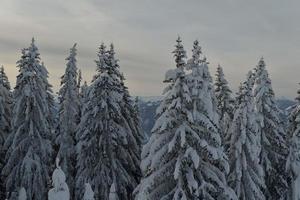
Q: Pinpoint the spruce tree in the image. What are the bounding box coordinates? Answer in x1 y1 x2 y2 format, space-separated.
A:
41 62 56 131
56 43 80 197
83 183 95 200
253 58 288 199
286 84 300 200
2 38 53 200
48 159 70 200
214 64 234 146
0 66 12 199
185 40 235 199
76 43 142 200
228 71 265 200
135 38 236 200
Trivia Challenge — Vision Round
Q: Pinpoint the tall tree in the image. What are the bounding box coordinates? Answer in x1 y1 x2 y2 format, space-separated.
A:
56 43 80 197
214 64 234 147
253 58 288 199
228 71 265 200
0 66 12 199
185 40 235 199
2 38 53 200
76 43 142 200
135 38 235 200
41 62 56 132
286 84 300 200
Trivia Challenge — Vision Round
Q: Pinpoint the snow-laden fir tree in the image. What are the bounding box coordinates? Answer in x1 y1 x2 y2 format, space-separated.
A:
83 183 95 200
135 38 236 200
77 69 82 91
0 66 12 199
18 188 27 200
56 43 80 197
214 64 234 146
253 58 288 199
2 38 53 200
286 84 300 200
78 81 89 126
228 71 265 200
76 43 142 200
41 62 56 131
185 40 236 199
48 158 70 200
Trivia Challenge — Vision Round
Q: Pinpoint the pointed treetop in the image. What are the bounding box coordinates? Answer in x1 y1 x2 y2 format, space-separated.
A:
99 43 106 53
83 183 95 200
0 68 11 91
172 36 186 69
191 40 202 63
258 57 266 68
18 187 27 200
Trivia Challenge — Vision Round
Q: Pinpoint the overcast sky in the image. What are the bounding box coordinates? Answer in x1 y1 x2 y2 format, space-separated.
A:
0 0 299 98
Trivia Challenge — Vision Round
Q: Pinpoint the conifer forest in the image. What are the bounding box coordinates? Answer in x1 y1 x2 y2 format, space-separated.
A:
0 35 299 200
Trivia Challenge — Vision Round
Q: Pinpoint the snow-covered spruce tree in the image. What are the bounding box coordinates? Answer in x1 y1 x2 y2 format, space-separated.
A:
18 188 27 200
84 183 95 200
77 69 82 91
185 40 235 199
135 38 236 200
56 43 80 197
109 46 145 150
76 43 142 200
41 62 56 131
286 84 300 200
2 38 53 200
0 66 12 200
253 58 288 199
48 158 70 200
228 71 265 200
214 64 234 146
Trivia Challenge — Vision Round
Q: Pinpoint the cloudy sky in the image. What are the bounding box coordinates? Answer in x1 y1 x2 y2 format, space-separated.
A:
0 0 299 98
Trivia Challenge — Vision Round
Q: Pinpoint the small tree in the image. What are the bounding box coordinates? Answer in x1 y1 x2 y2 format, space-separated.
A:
18 188 27 200
48 158 70 200
83 183 95 200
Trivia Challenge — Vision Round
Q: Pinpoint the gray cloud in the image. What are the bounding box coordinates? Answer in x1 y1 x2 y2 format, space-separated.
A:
0 0 300 97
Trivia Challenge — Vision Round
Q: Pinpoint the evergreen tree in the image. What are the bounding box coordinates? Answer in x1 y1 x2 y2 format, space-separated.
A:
253 58 288 199
2 38 53 200
135 38 236 200
214 64 234 146
76 43 142 200
77 69 82 91
56 43 80 197
18 188 27 200
0 66 12 200
41 62 56 132
83 183 95 200
286 84 300 200
228 71 265 200
48 158 70 200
